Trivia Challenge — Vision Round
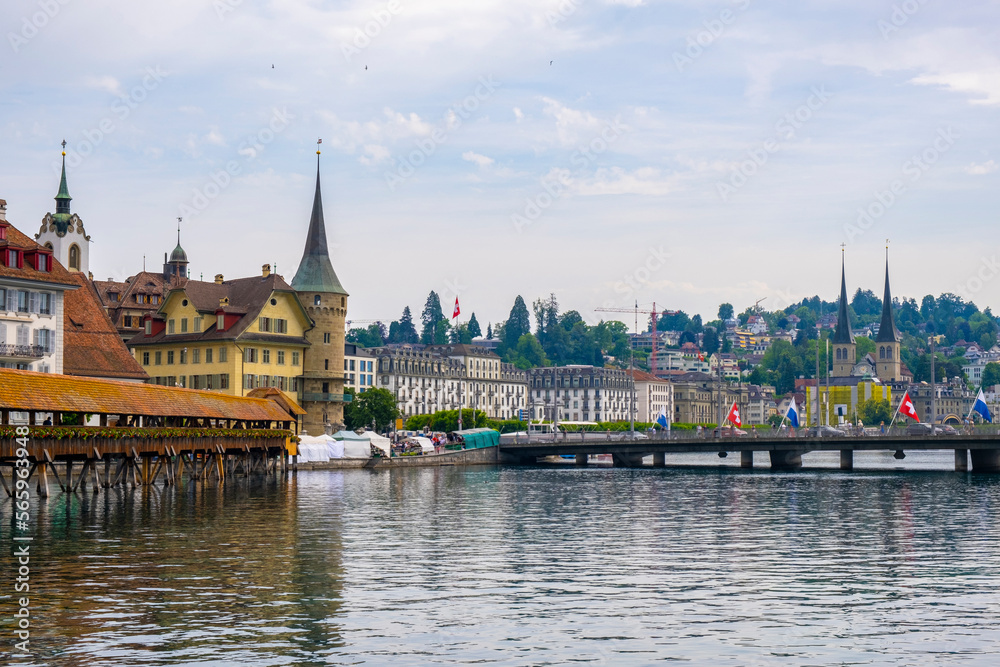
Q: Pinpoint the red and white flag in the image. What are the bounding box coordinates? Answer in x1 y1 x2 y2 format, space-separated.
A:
727 401 742 428
452 297 460 319
898 391 920 422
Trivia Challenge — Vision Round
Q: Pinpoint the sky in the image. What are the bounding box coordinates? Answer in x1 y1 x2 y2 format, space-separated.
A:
2 0 999 332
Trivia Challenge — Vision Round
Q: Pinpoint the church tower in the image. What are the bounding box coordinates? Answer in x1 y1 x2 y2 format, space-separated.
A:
163 220 189 281
36 141 91 273
875 253 902 382
831 251 856 377
292 144 349 434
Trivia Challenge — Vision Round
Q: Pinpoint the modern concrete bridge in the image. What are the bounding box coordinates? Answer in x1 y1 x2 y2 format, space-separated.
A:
499 434 1000 472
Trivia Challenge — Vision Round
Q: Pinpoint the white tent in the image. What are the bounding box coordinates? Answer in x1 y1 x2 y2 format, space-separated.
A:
411 436 435 454
362 432 392 458
331 430 374 458
297 434 331 463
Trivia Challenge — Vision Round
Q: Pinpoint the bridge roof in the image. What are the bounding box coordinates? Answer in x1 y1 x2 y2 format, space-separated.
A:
0 368 294 423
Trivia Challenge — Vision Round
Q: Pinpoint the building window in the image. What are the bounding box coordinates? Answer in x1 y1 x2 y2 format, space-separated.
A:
180 349 187 364
145 320 152 335
167 350 175 364
349 359 356 371
143 352 150 365
217 314 225 330
244 348 258 363
314 295 321 306
168 319 175 334
219 347 227 363
259 317 272 332
277 350 285 365
262 349 271 364
275 319 288 334
192 349 200 364
68 244 80 270
193 317 202 331
292 352 300 366
155 351 162 365
205 348 213 363
323 332 331 344
220 374 230 389
181 318 189 333
325 359 329 370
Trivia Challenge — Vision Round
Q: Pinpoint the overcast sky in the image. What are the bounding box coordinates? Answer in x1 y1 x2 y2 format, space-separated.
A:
3 0 999 330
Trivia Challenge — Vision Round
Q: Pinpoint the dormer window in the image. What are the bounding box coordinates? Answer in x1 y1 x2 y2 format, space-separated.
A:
5 249 22 268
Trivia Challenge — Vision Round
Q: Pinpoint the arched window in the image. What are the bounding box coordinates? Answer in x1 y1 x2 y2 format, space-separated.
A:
887 347 893 360
341 297 345 307
879 346 885 359
68 244 80 271
44 242 53 250
314 295 321 306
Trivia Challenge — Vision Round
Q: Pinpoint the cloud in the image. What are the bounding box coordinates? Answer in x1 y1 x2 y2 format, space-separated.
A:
573 167 677 196
965 160 998 175
462 151 494 168
542 97 604 147
83 75 122 96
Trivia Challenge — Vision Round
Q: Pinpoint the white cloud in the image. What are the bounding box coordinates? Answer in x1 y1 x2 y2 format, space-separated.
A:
965 160 998 175
204 128 226 146
83 75 122 96
462 151 495 168
572 167 677 196
542 97 604 147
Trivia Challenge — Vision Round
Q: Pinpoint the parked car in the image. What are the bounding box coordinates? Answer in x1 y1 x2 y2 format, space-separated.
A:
906 423 934 436
712 426 748 437
810 425 847 438
938 424 960 435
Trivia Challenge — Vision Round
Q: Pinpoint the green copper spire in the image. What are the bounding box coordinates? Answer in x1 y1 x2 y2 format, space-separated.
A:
291 145 348 295
55 140 72 216
831 251 854 345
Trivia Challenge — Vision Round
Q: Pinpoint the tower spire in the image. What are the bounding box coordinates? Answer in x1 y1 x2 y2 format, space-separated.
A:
291 142 348 295
832 245 853 345
55 140 72 216
875 243 900 343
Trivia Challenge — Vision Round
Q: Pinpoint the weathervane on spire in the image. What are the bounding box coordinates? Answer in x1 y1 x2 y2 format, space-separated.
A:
61 139 67 155
317 137 322 155
177 217 182 244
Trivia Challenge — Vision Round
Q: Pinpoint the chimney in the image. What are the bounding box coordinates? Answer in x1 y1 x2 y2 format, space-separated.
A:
214 274 224 285
262 264 271 278
0 199 6 221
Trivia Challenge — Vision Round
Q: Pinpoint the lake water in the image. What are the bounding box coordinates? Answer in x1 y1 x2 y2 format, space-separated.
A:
6 452 1000 665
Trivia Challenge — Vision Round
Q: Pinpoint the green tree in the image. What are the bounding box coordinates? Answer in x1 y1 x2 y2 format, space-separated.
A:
433 318 451 345
856 397 893 425
503 296 532 351
703 326 720 356
420 291 445 344
760 339 804 394
468 313 482 338
346 387 400 431
718 303 734 321
509 333 548 369
855 335 875 360
449 323 473 344
347 323 385 348
387 306 419 344
486 322 493 339
982 362 1000 388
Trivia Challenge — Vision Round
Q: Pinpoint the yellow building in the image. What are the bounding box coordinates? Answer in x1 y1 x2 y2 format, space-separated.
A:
804 380 893 426
128 266 312 405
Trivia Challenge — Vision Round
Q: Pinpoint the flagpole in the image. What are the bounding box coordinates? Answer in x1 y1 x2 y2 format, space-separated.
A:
888 393 903 430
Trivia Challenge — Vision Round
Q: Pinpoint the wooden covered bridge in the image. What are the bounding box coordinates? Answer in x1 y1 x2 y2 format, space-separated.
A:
0 368 305 496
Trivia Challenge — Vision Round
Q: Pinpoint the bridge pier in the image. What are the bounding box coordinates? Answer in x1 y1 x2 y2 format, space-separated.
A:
970 449 1000 473
840 450 854 471
612 452 645 468
955 449 969 472
652 452 666 468
575 454 587 466
740 451 753 469
769 450 802 470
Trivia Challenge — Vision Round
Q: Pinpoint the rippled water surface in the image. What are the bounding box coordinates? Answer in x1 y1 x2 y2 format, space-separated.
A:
6 455 1000 665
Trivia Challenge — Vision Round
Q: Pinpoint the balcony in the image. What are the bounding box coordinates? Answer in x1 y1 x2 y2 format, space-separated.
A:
0 343 45 362
301 393 353 403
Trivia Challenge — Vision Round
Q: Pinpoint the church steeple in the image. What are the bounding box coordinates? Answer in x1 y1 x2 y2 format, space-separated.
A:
831 248 857 378
875 256 899 343
55 140 72 216
832 251 853 345
291 145 348 295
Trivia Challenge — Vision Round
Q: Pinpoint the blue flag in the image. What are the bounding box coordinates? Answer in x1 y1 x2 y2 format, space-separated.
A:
656 407 669 429
973 389 992 423
785 397 799 428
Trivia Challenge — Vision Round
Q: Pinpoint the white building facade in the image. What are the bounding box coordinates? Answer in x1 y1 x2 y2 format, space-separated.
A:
528 365 632 423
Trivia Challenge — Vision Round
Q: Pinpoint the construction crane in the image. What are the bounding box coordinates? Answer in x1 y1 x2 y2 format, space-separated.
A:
345 319 386 328
754 297 767 313
594 302 677 376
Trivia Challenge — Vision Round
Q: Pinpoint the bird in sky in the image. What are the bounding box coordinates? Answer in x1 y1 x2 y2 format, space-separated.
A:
365 65 368 70
271 64 274 68
550 60 553 65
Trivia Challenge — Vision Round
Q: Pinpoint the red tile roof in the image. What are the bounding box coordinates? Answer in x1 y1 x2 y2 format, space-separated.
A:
63 273 149 380
0 219 77 286
0 367 295 422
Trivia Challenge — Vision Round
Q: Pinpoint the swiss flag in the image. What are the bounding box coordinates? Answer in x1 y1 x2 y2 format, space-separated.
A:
726 401 742 428
698 353 705 362
898 391 919 422
452 297 460 319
